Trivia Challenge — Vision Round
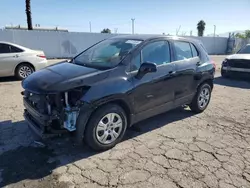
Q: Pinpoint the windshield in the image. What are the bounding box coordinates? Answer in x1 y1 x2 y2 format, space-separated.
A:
237 45 250 54
73 38 142 68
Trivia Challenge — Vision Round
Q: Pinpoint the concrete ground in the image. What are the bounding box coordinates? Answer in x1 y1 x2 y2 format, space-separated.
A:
0 56 250 188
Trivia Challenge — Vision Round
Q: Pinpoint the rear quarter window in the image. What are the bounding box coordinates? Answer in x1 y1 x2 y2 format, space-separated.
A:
10 45 23 53
198 43 210 62
190 43 199 57
199 43 208 53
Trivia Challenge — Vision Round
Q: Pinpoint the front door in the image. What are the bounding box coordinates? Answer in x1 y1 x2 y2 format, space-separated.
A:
129 40 176 120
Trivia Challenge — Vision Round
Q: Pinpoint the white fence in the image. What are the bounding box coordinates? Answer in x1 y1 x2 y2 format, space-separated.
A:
0 30 229 58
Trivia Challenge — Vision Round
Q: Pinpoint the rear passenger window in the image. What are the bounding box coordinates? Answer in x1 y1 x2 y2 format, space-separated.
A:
0 44 11 53
174 41 192 60
190 43 198 57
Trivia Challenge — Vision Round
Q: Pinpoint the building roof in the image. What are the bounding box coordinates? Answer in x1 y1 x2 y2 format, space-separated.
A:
5 26 68 32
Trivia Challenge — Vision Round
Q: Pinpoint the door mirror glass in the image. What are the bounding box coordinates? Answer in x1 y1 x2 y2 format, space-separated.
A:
136 62 157 78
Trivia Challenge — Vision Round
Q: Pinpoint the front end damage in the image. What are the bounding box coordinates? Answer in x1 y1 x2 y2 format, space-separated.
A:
22 88 89 138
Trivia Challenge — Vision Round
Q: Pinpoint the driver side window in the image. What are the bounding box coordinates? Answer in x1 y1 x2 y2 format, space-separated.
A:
130 40 170 71
131 53 141 71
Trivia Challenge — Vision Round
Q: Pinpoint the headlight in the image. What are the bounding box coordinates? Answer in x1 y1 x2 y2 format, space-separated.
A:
222 59 228 66
67 86 90 106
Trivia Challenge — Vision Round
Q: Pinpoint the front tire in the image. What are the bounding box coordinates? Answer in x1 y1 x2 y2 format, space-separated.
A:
221 68 228 78
15 63 34 80
84 104 127 151
189 83 211 113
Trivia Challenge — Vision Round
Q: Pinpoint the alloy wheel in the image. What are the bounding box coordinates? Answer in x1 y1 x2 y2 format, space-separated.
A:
96 113 123 145
198 87 210 109
19 65 33 78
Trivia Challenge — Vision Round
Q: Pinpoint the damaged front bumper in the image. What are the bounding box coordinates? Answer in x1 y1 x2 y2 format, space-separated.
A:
23 97 67 138
23 92 92 139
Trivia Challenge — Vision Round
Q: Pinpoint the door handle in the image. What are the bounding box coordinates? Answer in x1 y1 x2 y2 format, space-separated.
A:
169 71 176 75
196 62 201 66
13 55 19 58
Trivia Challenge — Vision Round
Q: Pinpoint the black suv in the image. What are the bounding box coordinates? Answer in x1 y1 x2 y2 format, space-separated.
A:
22 35 215 151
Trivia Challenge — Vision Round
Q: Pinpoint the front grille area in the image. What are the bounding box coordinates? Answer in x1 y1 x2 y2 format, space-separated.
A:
228 59 250 69
24 92 48 114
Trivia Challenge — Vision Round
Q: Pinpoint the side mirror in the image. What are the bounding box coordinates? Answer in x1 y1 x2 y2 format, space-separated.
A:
136 62 157 79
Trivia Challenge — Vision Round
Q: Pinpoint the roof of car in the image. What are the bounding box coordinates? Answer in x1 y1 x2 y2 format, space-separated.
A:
0 41 30 50
110 34 199 43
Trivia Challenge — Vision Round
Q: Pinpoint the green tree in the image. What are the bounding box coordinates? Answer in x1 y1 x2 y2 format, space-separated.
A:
25 0 33 30
197 20 206 37
101 28 111 33
235 30 250 39
235 33 245 39
245 30 250 38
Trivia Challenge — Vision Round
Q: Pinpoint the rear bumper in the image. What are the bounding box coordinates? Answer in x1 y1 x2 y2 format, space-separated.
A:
34 59 48 71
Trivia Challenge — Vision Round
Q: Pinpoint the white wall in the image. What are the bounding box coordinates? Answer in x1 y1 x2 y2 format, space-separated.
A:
188 36 228 55
0 30 229 58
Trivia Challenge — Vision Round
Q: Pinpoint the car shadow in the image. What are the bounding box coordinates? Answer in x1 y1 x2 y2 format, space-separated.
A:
0 76 19 83
214 76 250 89
0 107 193 187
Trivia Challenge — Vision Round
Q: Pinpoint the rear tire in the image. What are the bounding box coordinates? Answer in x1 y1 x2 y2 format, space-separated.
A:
15 63 34 80
189 83 211 113
83 104 127 151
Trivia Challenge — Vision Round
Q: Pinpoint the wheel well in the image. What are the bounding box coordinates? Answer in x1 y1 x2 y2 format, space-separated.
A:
199 78 213 90
92 99 132 126
15 62 35 73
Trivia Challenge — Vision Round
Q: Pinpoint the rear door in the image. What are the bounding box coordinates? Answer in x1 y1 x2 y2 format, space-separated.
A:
0 43 23 76
171 40 200 104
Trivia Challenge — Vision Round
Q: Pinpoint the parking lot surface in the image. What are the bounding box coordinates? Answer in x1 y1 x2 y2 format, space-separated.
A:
0 56 250 188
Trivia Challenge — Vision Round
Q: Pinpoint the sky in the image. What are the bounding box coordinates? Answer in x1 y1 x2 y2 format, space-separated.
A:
0 0 249 36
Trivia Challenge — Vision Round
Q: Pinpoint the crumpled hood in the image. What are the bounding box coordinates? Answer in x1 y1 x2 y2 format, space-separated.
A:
227 54 250 60
22 61 110 94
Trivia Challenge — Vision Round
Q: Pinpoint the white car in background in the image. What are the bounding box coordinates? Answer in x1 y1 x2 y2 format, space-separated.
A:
0 42 47 79
221 44 250 78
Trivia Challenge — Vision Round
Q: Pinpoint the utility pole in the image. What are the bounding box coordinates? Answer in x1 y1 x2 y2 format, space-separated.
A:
190 30 193 36
131 18 135 34
213 25 216 37
213 25 216 54
89 21 92 33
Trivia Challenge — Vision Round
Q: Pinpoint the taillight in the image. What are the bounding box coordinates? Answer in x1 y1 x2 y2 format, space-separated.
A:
37 54 46 59
211 60 216 69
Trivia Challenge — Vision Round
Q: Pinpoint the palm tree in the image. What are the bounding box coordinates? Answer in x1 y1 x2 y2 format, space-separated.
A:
25 0 33 30
197 20 206 37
